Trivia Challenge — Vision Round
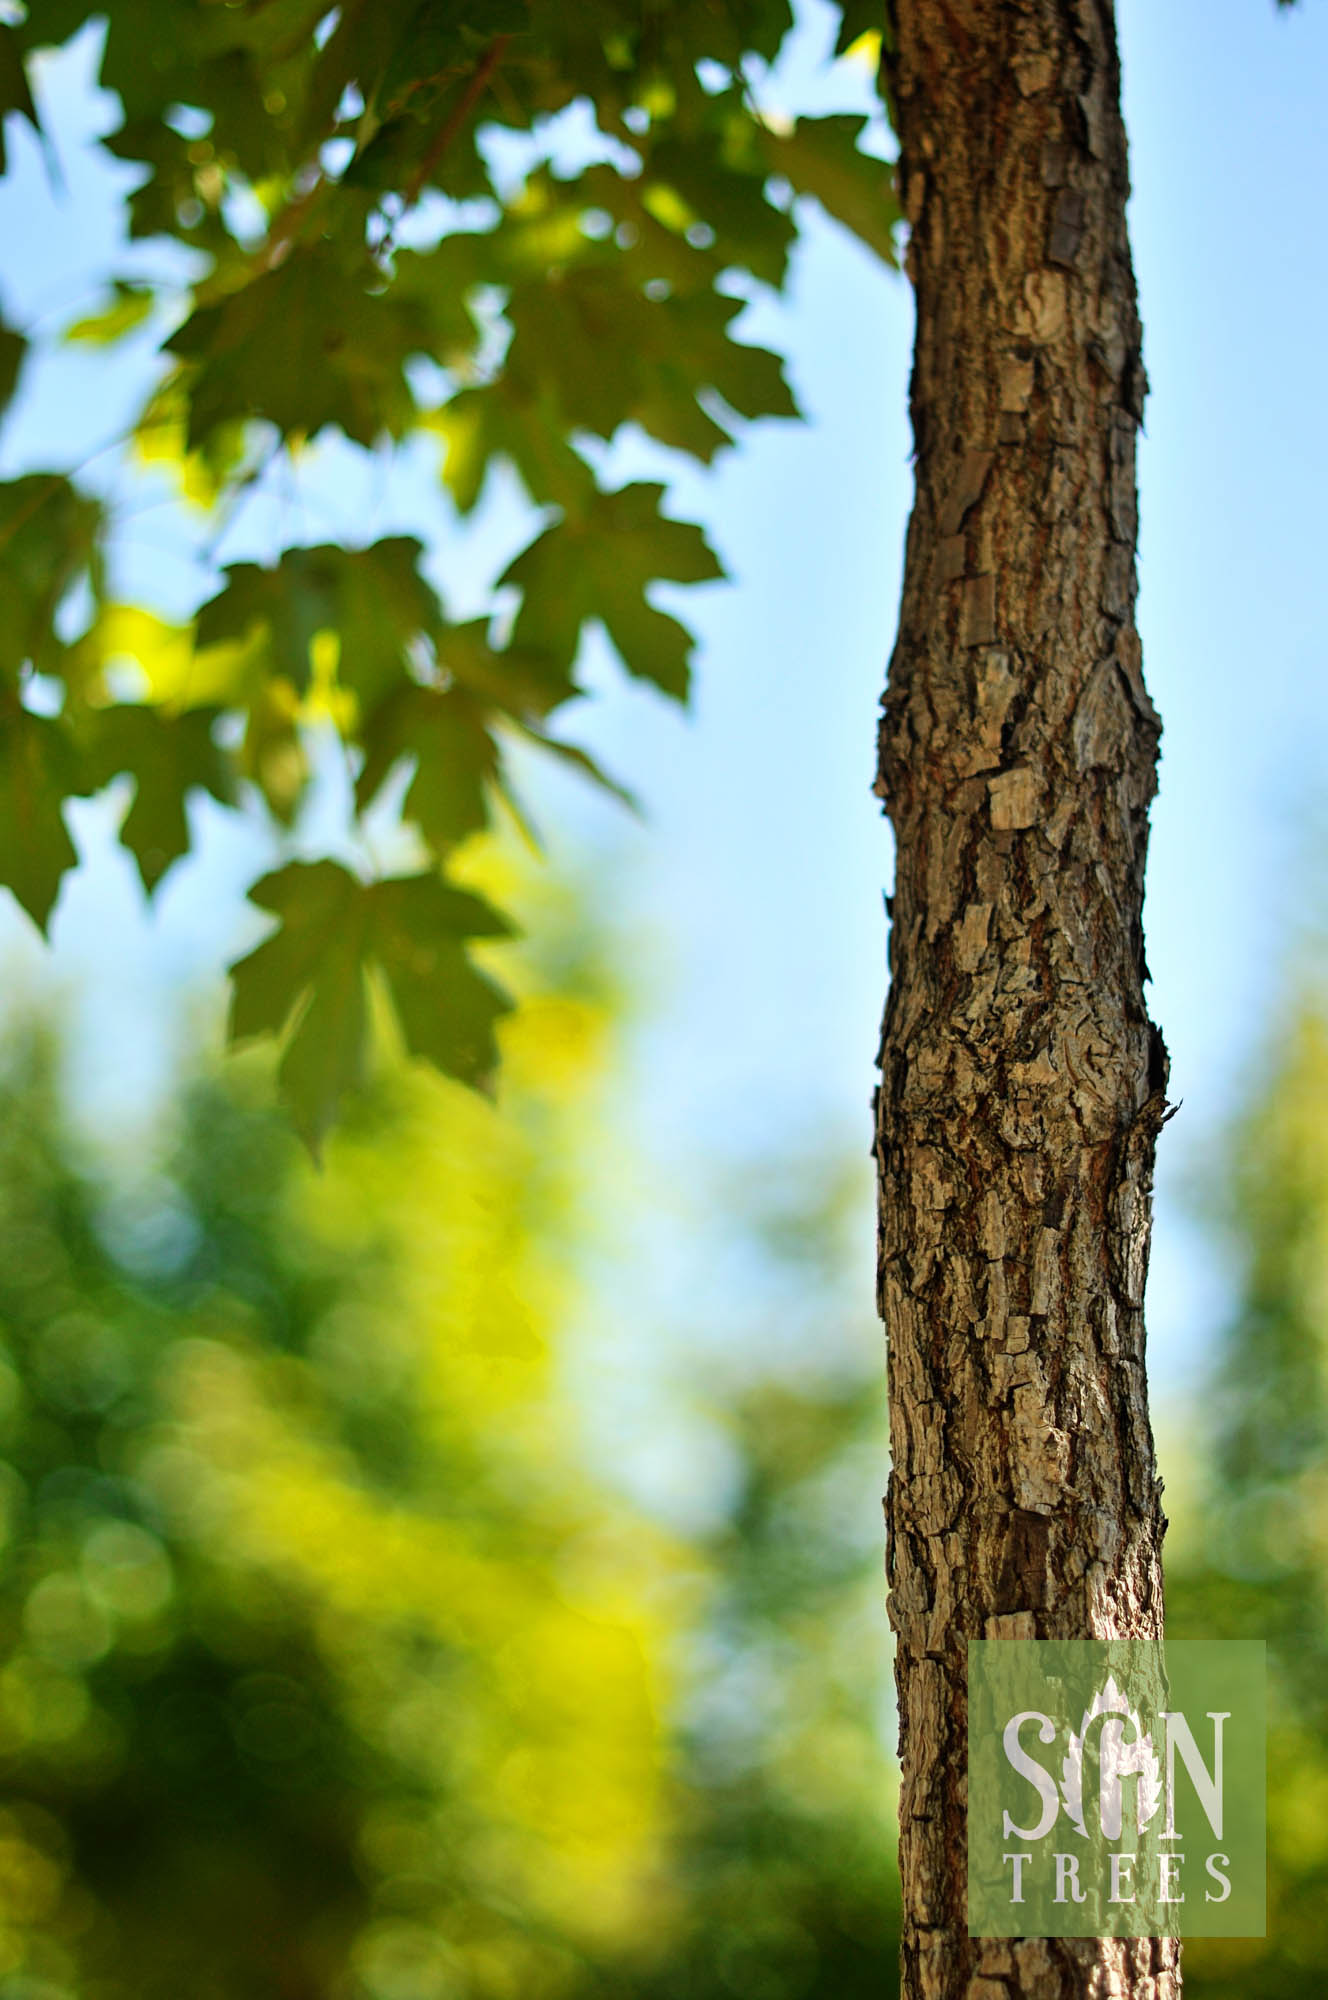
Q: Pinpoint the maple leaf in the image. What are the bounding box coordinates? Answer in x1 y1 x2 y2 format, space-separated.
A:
229 860 513 1154
502 482 724 701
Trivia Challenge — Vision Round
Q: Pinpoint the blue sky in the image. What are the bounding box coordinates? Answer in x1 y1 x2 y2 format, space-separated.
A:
539 0 1328 1431
0 0 1325 1481
566 0 1328 1414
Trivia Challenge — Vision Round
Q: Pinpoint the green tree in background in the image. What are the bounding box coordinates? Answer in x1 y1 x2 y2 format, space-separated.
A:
1169 993 1328 2000
0 979 675 1997
630 1155 900 2000
0 928 899 1997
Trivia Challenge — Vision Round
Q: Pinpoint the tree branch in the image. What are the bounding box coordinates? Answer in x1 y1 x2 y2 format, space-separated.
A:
401 35 512 214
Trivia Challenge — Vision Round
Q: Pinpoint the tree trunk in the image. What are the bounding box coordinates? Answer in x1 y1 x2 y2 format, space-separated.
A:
874 3 1177 1996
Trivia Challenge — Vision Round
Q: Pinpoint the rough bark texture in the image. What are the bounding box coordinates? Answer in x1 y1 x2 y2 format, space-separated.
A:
874 3 1176 1996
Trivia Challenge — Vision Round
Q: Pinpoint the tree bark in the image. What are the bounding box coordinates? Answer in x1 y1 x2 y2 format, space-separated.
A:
874 3 1176 1996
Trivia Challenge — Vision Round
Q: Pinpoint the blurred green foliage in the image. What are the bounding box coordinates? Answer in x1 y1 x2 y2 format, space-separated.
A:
0 958 897 1997
631 1155 900 2000
1170 997 1328 1996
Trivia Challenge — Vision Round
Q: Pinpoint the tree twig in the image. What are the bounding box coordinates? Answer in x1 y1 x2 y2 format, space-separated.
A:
401 35 511 213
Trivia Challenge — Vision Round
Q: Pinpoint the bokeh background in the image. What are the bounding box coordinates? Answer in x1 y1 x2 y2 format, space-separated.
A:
0 1 1325 1995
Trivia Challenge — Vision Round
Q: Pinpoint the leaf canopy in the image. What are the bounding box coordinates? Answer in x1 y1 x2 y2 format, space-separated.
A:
0 0 898 1145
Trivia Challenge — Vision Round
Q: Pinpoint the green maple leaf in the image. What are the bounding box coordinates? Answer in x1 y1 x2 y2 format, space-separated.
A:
87 704 236 894
435 617 578 721
195 560 322 698
240 684 308 826
368 871 513 1089
375 0 528 113
0 24 40 177
103 119 234 255
759 114 900 266
501 257 798 465
229 859 512 1153
342 111 493 205
168 245 469 450
196 537 444 714
646 123 796 290
563 163 733 298
0 475 103 679
0 318 26 417
646 287 798 443
355 684 499 856
434 381 598 517
356 663 636 866
681 0 793 66
300 0 522 162
58 0 327 181
502 482 723 701
0 711 90 933
502 272 648 443
311 538 447 712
